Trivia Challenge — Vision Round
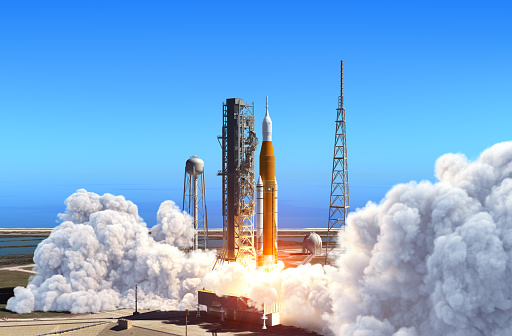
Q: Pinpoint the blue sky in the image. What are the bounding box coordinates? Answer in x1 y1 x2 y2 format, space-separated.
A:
1 1 511 229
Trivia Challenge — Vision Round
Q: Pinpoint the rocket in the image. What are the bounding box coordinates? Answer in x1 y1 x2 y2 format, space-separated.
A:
257 96 278 267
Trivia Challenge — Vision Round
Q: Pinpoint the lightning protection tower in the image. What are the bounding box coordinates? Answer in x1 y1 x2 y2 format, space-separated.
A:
215 98 258 269
326 61 350 265
183 155 208 249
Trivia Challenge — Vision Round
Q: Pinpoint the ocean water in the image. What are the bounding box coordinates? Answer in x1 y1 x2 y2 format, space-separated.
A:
0 237 45 255
0 246 39 255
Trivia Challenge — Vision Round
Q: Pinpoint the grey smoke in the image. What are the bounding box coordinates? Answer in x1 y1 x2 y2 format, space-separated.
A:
7 189 215 314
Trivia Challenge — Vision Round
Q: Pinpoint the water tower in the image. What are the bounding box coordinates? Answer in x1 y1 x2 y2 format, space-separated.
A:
183 155 208 249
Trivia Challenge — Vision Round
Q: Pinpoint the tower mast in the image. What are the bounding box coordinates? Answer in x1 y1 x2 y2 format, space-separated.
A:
326 61 350 265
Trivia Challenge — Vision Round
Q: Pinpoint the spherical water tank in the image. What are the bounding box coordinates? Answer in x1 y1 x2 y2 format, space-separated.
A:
186 155 204 176
303 232 322 255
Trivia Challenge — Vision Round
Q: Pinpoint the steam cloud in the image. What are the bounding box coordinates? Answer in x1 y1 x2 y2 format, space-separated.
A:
203 261 336 333
152 200 196 247
8 141 512 336
206 141 512 336
327 141 512 336
7 189 215 314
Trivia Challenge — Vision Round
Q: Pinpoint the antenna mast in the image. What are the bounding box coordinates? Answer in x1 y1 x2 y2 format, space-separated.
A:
326 61 350 265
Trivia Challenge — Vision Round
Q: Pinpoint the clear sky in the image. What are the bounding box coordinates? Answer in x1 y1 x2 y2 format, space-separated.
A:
1 1 511 229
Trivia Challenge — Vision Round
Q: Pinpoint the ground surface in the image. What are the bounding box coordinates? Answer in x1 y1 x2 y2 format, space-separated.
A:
0 255 34 268
0 270 31 288
0 309 323 336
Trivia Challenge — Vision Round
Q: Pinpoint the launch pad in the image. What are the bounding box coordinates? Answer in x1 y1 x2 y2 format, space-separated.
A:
198 290 280 327
199 62 348 328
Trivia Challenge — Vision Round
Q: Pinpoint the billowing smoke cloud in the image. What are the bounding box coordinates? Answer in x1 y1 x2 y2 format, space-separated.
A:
58 189 140 224
8 141 512 336
204 141 512 336
7 189 216 314
152 200 195 248
327 141 512 336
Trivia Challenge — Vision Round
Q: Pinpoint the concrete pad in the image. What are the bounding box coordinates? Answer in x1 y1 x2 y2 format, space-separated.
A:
1 309 323 336
0 322 99 336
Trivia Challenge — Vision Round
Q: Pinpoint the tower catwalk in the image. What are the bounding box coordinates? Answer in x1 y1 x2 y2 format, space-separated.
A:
215 98 258 268
326 61 350 265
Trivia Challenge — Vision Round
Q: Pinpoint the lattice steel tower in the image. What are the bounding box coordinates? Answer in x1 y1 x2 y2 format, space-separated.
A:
215 98 259 268
326 61 350 264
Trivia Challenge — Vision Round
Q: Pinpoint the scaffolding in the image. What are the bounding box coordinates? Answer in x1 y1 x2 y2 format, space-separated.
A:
326 61 350 265
216 98 258 268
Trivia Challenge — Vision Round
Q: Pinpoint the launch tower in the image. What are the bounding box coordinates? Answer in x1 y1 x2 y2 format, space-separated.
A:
198 99 279 328
216 98 259 268
326 61 350 264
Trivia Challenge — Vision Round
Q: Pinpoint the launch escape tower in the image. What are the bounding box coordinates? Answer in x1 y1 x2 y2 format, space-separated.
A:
216 98 259 268
326 61 350 264
183 155 208 249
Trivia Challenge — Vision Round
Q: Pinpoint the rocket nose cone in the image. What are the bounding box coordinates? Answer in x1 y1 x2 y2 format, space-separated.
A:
257 176 263 185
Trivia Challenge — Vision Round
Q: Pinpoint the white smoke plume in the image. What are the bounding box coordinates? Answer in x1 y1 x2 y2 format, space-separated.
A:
7 189 216 314
327 141 512 336
8 141 512 336
204 141 512 336
58 189 140 224
152 200 195 248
